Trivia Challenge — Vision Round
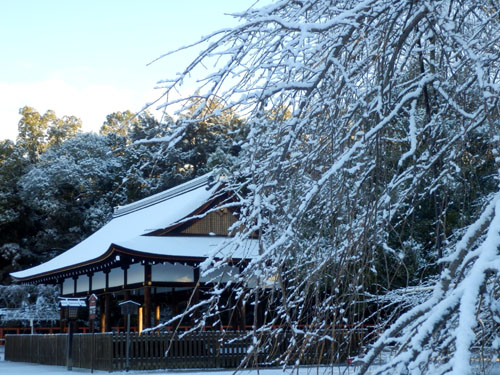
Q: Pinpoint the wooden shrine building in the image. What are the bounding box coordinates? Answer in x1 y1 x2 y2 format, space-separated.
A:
11 173 258 332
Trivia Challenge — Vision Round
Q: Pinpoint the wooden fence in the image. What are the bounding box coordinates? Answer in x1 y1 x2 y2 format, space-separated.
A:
5 329 364 371
5 333 113 370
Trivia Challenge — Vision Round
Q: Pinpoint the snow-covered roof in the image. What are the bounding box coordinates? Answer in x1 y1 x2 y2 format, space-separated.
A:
11 173 251 282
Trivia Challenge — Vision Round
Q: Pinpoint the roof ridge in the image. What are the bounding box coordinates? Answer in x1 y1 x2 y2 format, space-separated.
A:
113 173 216 218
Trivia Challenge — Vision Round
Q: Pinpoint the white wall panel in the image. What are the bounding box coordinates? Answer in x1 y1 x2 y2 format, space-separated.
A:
151 263 194 283
76 275 89 293
127 263 144 285
108 267 124 287
62 278 74 295
92 271 106 290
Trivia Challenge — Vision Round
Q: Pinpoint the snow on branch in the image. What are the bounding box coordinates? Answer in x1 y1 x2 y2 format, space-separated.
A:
152 0 500 373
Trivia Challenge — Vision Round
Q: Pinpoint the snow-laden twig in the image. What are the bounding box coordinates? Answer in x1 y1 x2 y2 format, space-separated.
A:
150 1 500 373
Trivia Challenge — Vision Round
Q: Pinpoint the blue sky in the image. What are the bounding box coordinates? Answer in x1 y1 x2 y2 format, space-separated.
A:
0 0 262 141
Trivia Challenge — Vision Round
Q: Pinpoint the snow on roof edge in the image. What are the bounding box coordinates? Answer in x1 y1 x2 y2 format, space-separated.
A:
10 243 115 282
113 172 217 218
11 235 258 282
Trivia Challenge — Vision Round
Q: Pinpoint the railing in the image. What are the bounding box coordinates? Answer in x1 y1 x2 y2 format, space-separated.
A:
5 329 364 371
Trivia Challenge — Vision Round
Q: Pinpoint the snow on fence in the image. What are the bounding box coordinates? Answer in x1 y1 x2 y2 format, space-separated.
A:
5 329 363 371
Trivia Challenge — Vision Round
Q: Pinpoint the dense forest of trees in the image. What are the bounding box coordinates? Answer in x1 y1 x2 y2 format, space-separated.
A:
0 104 242 284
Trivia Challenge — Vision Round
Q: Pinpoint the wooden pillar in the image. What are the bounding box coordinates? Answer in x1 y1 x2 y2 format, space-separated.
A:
123 266 128 288
153 288 160 326
155 305 160 326
87 274 94 332
256 291 266 327
122 290 130 331
58 281 65 331
99 296 105 333
193 287 200 304
100 271 111 332
143 263 152 329
193 266 200 325
251 287 263 329
171 288 179 316
138 307 143 333
144 286 151 329
240 299 247 331
104 293 111 332
232 294 240 331
60 305 66 332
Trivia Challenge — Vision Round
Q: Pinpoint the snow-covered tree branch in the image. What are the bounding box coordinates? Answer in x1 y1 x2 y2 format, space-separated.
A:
155 1 500 373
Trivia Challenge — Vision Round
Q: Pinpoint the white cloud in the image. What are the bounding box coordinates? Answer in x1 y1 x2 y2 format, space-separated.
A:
0 80 164 141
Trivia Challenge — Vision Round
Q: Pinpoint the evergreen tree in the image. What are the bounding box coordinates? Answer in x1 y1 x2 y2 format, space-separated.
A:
174 98 245 177
0 140 35 283
17 106 81 162
99 110 138 139
18 133 122 259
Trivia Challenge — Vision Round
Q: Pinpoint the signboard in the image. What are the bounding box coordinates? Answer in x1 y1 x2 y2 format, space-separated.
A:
88 294 98 320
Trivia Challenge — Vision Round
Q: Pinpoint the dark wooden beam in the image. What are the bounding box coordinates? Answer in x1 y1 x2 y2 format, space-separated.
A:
144 286 151 329
104 293 111 332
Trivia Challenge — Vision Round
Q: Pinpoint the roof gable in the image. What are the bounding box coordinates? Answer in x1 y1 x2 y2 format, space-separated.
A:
112 174 218 218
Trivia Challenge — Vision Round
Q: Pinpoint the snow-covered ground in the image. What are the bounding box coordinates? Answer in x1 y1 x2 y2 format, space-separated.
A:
0 362 362 375
2 345 499 375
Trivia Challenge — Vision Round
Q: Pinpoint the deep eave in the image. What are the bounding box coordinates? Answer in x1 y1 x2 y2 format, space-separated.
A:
14 236 254 284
